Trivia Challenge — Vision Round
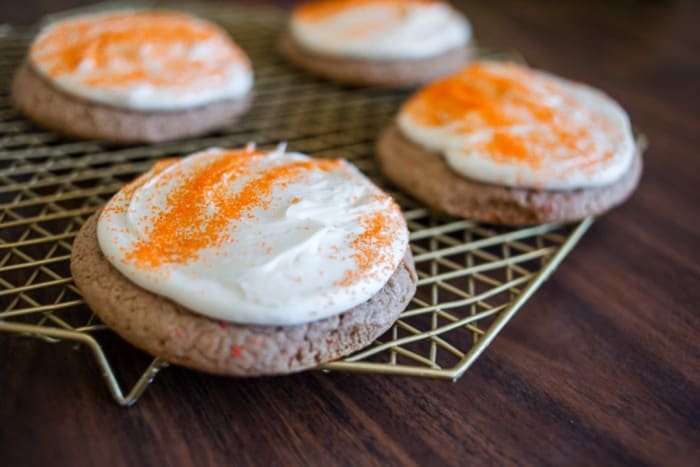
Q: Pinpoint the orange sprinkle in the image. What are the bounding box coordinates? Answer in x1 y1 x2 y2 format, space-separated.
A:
486 132 542 170
230 346 242 357
338 200 402 287
30 11 250 90
402 62 616 172
113 149 343 269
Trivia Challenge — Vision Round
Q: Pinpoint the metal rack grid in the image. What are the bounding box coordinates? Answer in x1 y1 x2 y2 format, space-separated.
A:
0 3 593 406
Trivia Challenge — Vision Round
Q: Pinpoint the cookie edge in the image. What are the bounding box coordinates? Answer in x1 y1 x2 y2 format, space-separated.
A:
11 60 252 144
278 30 473 88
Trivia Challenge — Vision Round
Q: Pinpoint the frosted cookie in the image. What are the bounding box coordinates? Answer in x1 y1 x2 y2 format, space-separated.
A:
12 11 254 143
279 0 472 87
71 145 417 376
377 61 643 224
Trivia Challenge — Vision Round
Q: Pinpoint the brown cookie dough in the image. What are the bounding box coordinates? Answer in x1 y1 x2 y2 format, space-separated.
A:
376 124 643 225
11 61 251 144
278 30 472 88
71 213 417 376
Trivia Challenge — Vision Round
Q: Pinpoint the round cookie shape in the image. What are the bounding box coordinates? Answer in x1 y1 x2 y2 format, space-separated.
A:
96 146 409 326
280 0 472 88
377 61 643 224
12 10 253 143
71 212 417 376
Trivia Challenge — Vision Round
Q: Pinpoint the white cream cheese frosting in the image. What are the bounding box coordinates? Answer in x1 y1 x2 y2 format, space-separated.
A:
29 10 253 111
97 146 408 326
290 0 471 60
398 61 636 190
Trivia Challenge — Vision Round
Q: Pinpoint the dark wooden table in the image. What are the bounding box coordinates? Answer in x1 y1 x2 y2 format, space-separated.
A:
1 1 699 466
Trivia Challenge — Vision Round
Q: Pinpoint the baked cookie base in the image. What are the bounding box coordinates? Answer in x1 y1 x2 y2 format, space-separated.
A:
11 61 252 144
70 213 417 377
279 31 472 88
377 124 643 225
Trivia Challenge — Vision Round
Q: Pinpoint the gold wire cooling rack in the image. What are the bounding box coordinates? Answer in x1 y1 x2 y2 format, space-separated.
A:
0 3 593 406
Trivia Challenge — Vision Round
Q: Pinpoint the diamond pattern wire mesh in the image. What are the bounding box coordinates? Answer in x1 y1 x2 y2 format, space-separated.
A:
0 3 592 406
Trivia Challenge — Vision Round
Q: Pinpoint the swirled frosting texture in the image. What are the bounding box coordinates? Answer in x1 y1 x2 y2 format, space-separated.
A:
398 61 636 190
97 147 408 326
290 0 471 60
29 11 253 111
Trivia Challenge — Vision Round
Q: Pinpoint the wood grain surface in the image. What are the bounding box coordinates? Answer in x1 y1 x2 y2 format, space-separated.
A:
1 1 699 466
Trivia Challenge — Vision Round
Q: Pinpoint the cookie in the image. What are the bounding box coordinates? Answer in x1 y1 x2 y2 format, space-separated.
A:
280 0 472 88
71 146 416 375
378 61 643 224
377 124 643 225
12 11 253 143
71 213 416 376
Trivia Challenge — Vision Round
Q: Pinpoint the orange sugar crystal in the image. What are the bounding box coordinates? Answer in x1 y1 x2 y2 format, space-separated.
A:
338 199 402 287
123 150 343 269
30 11 250 90
402 62 611 170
